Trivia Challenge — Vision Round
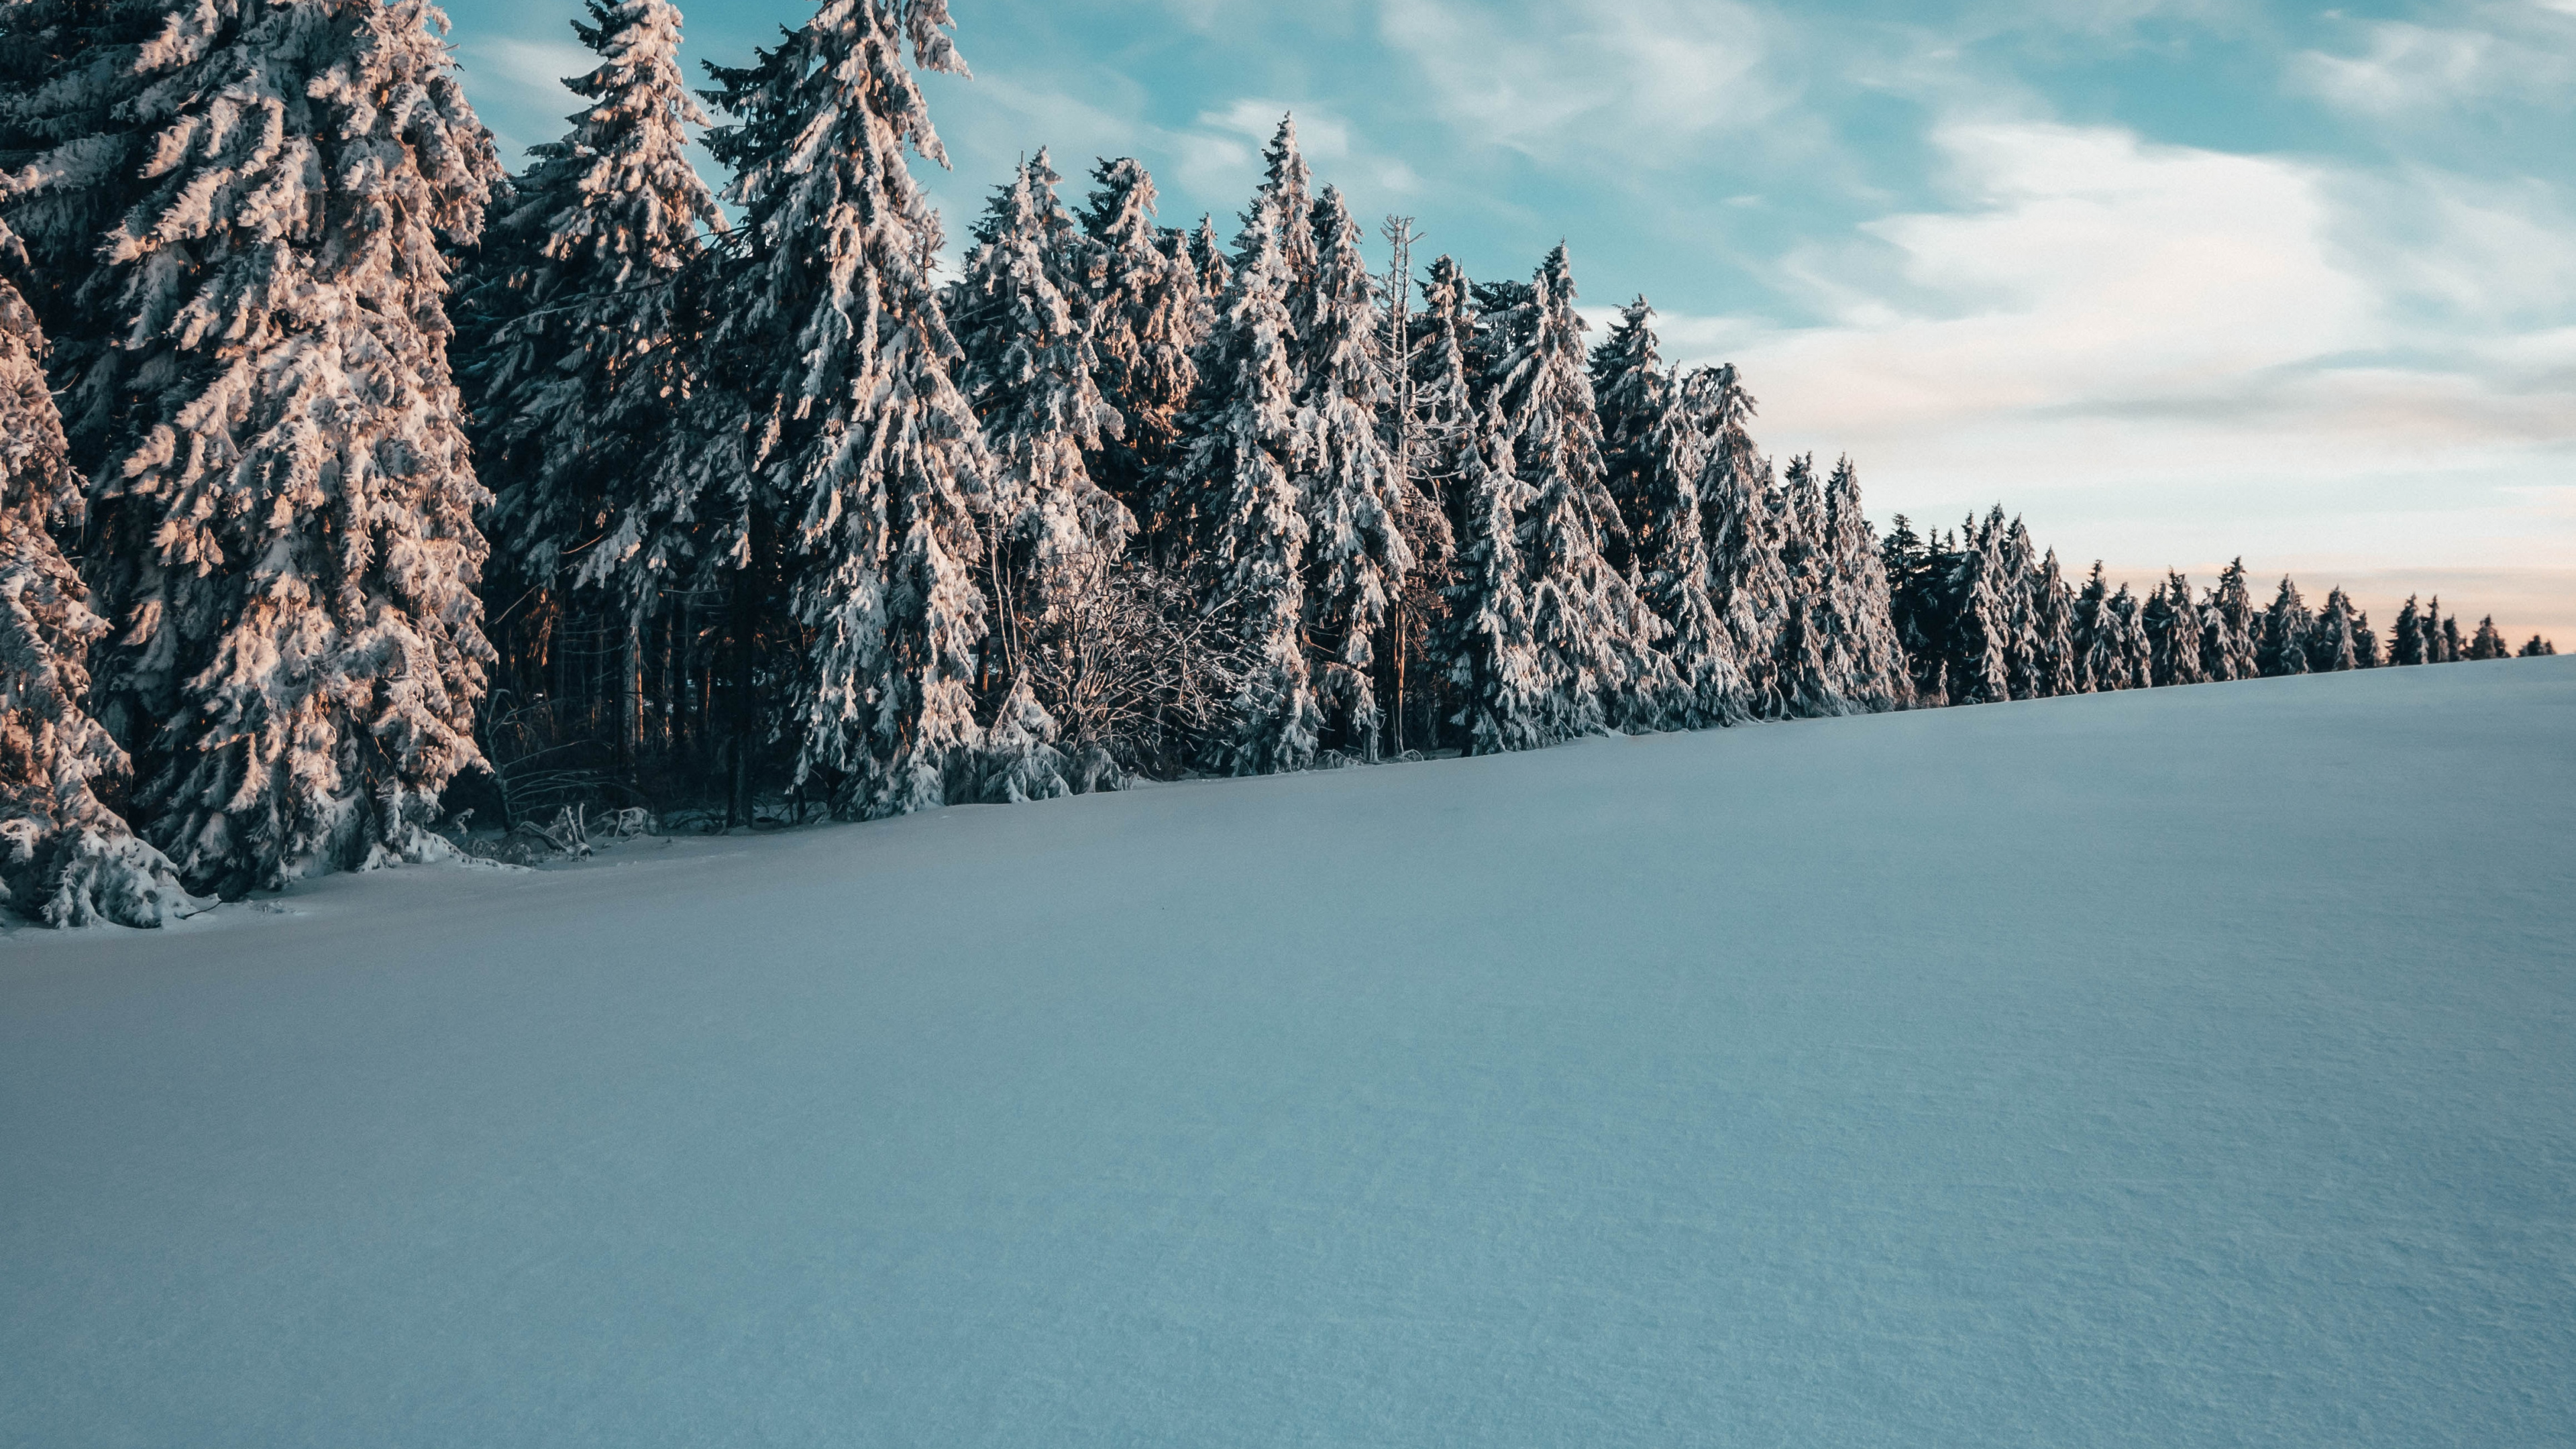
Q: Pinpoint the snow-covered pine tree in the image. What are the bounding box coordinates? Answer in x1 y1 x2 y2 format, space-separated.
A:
1996 516 2049 699
1291 187 1413 757
2200 559 2260 682
2351 608 2379 667
2518 634 2557 657
2467 615 2510 660
2074 561 2123 692
2106 583 2155 690
1167 201 1316 773
953 153 1130 656
1700 365 1793 714
619 0 993 818
2386 596 2423 665
2437 608 2465 663
1438 394 1548 754
22 0 502 895
2258 577 2312 677
1186 214 1233 309
1591 297 1666 557
1821 455 1912 712
1080 158 1201 542
1241 115 1317 294
1944 513 2017 704
2025 547 2080 698
0 241 194 926
2306 587 2361 673
1772 453 1849 717
456 0 722 760
1492 246 1670 737
2143 571 2205 687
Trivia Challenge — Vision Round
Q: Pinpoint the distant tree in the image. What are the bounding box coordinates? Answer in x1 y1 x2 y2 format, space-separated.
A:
2306 588 2361 673
1080 158 1203 542
2519 635 2558 657
1438 395 1548 754
2466 615 2511 661
2259 578 2313 678
2200 559 2260 682
2389 596 2428 667
2145 572 2204 686
1821 456 1912 712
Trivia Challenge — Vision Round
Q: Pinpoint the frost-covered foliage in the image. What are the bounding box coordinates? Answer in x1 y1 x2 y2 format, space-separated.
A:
1294 187 1413 757
953 150 1131 676
1490 248 1668 739
1821 457 1912 712
0 248 194 926
2259 578 2313 678
2144 572 2206 688
1438 394 1547 755
1701 367 1794 718
8 0 502 897
460 0 721 593
1079 158 1201 541
1169 201 1316 775
2202 560 2261 682
619 0 994 819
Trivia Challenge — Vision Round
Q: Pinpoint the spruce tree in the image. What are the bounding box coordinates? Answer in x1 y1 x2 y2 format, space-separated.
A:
0 242 193 926
624 0 993 818
1945 515 2016 704
2518 635 2557 657
2074 561 2124 692
1994 516 2047 700
2390 596 2427 667
953 152 1130 664
1492 246 1668 737
1438 395 1548 754
1814 455 1909 712
458 0 722 761
2259 578 2312 677
2200 559 2260 682
21 0 502 894
2467 614 2509 661
1080 158 1201 541
1293 187 1414 757
2025 547 2080 698
1629 364 1746 727
1241 115 1318 293
1772 455 1847 716
2351 609 2379 667
1169 202 1316 773
1591 297 1666 559
1702 366 1793 714
2144 571 2205 686
2106 583 2155 690
2306 588 2361 673
2437 608 2465 663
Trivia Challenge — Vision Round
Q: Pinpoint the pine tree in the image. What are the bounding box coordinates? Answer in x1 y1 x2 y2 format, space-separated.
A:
1293 187 1414 757
2106 583 2154 690
1438 394 1548 753
1945 514 2017 704
618 0 994 819
1702 366 1793 714
2074 562 2125 692
1816 455 1910 712
2518 635 2557 657
0 241 193 926
21 0 502 895
2306 587 2361 673
1169 201 1316 773
953 151 1130 667
1241 115 1317 292
2025 547 2080 698
1994 516 2047 700
2390 596 2427 667
2200 559 2260 682
1080 158 1201 541
1772 454 1849 716
2144 571 2205 686
1591 297 1666 559
2437 608 2465 663
1625 364 1745 727
463 0 720 573
1492 246 1668 737
2467 614 2509 661
2351 610 2378 668
2259 577 2312 677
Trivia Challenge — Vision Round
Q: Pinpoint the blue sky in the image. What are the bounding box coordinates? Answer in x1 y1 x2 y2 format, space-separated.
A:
441 0 2576 641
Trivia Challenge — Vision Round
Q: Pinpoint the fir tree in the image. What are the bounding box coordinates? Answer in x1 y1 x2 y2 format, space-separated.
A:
462 0 720 593
952 150 1130 678
2259 577 2312 677
1995 516 2047 700
1492 246 1668 737
2106 584 2154 690
2437 608 2465 663
2144 571 2204 687
2074 562 2125 692
1079 158 1201 540
1590 297 1666 560
1772 455 1848 716
2200 559 2260 682
2518 635 2557 657
2025 547 2080 699
2351 610 2379 668
1438 395 1547 754
1815 455 1909 712
1293 187 1414 757
25 0 502 895
2306 587 2361 673
0 240 193 926
1241 115 1317 293
1702 366 1793 714
1629 364 1746 727
623 0 994 819
1945 514 2017 704
2390 596 2427 667
1169 201 1316 773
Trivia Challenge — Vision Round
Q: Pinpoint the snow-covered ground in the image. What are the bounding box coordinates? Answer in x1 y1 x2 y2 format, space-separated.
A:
5 659 2571 1447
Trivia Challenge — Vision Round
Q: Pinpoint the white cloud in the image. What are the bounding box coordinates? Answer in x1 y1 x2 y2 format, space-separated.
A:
2289 14 2576 116
1639 121 2576 602
1376 0 1789 164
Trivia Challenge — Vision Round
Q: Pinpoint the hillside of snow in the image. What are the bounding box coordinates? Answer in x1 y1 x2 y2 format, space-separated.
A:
5 658 2572 1447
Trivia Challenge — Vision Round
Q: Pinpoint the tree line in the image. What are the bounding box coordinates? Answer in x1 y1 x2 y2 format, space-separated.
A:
0 0 2555 926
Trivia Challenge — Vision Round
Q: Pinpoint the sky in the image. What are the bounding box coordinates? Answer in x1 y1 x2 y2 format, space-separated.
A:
440 0 2576 645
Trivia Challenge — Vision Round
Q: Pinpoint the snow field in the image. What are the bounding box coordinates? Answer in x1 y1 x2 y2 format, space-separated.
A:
4 658 2573 1446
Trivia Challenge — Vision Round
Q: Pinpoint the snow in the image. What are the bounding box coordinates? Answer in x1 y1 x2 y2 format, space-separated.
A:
6 659 2573 1446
